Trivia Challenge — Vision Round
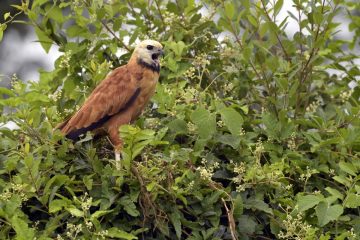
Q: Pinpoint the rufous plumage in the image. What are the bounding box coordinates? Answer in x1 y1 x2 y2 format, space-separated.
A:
57 40 163 167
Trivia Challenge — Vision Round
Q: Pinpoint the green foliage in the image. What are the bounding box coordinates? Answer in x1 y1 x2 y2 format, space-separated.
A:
1 0 360 239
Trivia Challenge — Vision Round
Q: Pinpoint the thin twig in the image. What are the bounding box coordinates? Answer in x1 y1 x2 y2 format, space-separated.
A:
222 198 238 240
154 0 165 27
100 21 131 52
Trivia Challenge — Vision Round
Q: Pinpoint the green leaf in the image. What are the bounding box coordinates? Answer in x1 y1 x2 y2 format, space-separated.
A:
0 24 6 42
66 206 84 217
333 175 351 187
274 0 283 16
247 14 258 27
47 6 65 23
219 107 243 135
233 195 243 219
0 87 15 97
106 227 137 240
344 193 360 208
217 134 240 149
168 41 186 58
49 199 68 213
316 201 343 227
325 187 343 200
259 22 269 38
32 0 48 9
4 12 10 21
169 210 182 239
246 199 273 215
339 161 357 176
297 195 322 212
238 215 257 235
91 210 114 220
83 174 94 190
11 216 35 240
191 107 216 140
120 196 140 217
224 2 235 19
167 119 188 135
34 27 53 53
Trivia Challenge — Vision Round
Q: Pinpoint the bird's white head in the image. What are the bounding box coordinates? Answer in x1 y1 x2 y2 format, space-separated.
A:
133 40 164 72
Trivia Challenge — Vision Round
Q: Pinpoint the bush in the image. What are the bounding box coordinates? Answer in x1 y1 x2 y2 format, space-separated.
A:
1 0 360 239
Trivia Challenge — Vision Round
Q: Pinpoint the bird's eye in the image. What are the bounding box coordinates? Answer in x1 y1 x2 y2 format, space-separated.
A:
147 45 154 50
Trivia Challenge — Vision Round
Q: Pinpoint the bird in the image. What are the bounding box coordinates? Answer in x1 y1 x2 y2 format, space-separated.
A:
56 40 164 168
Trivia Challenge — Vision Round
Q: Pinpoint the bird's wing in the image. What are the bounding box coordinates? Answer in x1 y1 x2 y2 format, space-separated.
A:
59 65 140 139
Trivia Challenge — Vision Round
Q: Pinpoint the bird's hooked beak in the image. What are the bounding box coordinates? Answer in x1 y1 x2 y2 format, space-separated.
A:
152 49 164 63
159 49 164 56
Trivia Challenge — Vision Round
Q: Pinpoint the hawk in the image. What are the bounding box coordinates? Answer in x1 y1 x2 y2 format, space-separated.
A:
57 40 163 166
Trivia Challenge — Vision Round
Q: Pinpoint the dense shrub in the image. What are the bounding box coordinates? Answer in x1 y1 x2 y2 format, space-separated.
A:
1 0 360 239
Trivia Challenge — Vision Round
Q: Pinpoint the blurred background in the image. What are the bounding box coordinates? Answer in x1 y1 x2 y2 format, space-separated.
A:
0 0 357 88
0 0 60 88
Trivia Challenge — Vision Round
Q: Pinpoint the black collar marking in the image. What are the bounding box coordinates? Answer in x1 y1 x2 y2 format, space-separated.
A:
66 87 141 140
138 58 160 73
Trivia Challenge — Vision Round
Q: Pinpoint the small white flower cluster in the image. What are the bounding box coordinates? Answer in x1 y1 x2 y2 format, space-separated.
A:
305 99 321 113
75 85 89 94
299 166 317 182
56 108 74 117
221 47 237 59
239 128 246 136
284 184 293 190
70 0 83 11
254 138 264 156
184 67 196 79
217 120 224 127
10 74 21 92
232 162 246 192
145 118 160 128
196 158 220 182
66 223 82 239
94 229 109 240
59 50 72 69
287 132 296 150
193 53 210 68
49 90 62 101
278 211 314 240
0 183 28 202
56 234 64 240
348 228 357 239
233 162 246 175
303 51 310 61
85 220 93 230
224 82 234 93
163 11 181 26
186 180 195 191
340 89 353 103
79 192 92 212
187 122 196 133
0 190 11 201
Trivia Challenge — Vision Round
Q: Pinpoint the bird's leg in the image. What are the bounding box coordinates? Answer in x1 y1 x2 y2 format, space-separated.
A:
115 150 121 161
108 129 123 170
115 148 122 170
